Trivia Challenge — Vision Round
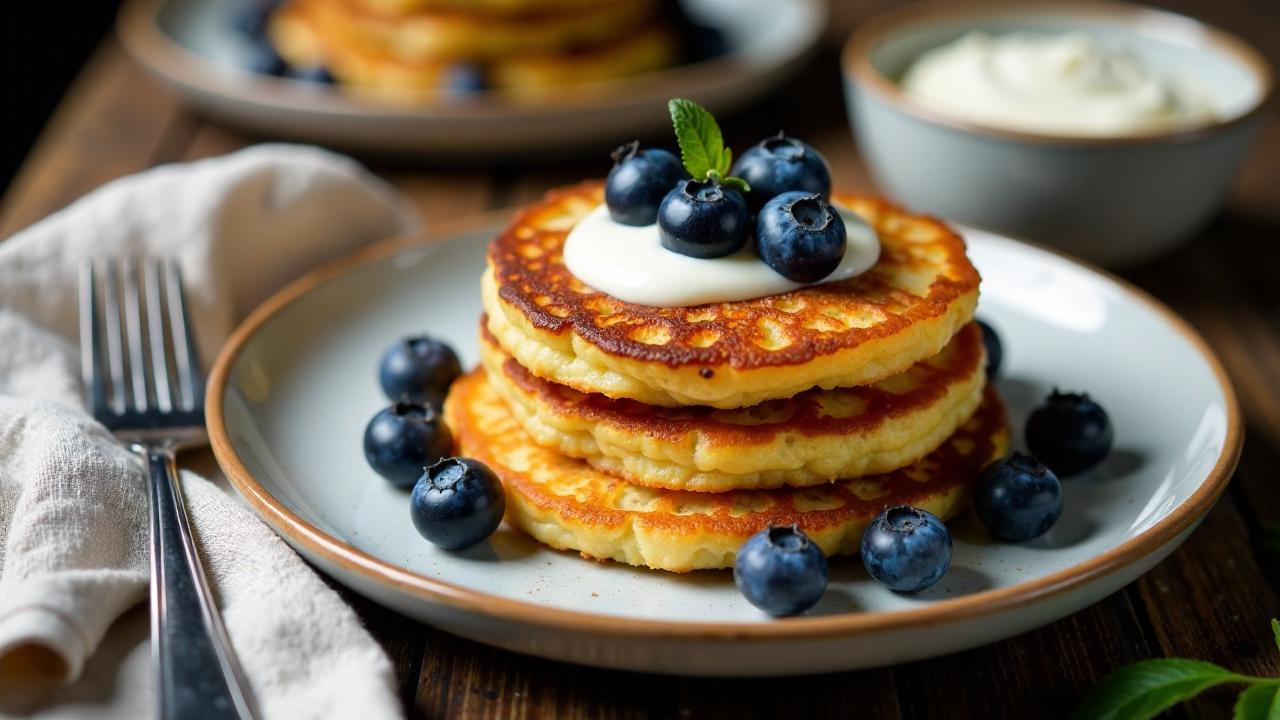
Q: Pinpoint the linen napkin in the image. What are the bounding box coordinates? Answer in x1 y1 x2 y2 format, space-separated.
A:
0 144 420 718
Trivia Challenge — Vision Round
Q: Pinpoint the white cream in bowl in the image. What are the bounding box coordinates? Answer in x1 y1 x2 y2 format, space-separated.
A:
900 31 1218 136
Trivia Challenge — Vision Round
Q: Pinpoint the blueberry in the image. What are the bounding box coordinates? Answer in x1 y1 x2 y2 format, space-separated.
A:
730 133 831 213
411 457 505 550
973 452 1063 541
756 192 847 283
1025 390 1114 476
287 65 335 84
605 141 687 226
232 0 277 38
860 506 951 592
363 402 453 488
734 526 828 617
977 319 1002 378
445 63 486 95
657 179 750 258
378 335 462 406
244 41 287 76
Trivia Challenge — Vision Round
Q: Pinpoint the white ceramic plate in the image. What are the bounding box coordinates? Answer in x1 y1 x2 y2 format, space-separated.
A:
117 0 824 155
208 216 1240 677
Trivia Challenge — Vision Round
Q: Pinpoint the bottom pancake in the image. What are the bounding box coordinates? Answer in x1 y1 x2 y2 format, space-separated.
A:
445 370 1009 572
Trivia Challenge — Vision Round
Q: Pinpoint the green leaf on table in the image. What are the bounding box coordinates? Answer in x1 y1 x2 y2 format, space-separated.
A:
1235 683 1280 720
1272 618 1280 652
667 98 749 193
1071 659 1243 720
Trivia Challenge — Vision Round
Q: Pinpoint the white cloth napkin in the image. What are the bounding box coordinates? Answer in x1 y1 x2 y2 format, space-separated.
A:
0 144 420 718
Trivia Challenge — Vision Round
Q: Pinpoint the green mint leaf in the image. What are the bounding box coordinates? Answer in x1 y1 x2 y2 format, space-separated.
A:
669 98 728 181
722 176 751 194
1235 683 1280 720
1273 618 1280 652
1072 659 1243 720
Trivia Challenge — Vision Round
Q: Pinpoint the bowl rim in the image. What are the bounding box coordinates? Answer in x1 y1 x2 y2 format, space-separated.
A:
206 206 1243 643
843 0 1275 146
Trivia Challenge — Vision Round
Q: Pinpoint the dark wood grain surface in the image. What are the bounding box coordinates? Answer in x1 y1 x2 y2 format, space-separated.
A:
2 1 1278 717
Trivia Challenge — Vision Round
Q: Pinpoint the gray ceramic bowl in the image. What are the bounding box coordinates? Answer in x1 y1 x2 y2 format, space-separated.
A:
843 1 1273 267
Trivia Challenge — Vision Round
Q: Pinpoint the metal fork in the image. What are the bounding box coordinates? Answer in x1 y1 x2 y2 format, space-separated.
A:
80 258 258 720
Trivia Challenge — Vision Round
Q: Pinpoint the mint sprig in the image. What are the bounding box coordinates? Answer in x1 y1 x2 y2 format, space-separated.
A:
1072 619 1280 720
668 98 750 195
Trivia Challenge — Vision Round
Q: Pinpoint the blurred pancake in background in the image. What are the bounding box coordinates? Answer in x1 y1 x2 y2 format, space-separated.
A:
267 0 706 97
354 0 605 16
116 0 825 153
271 0 680 96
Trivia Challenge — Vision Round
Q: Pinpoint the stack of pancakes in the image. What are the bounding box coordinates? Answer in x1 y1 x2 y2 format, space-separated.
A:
447 182 1010 572
268 0 681 96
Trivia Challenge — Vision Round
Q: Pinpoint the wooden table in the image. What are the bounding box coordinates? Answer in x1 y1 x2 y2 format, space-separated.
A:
3 1 1278 716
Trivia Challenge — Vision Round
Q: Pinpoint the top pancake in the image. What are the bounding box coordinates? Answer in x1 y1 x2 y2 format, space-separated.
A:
483 182 981 408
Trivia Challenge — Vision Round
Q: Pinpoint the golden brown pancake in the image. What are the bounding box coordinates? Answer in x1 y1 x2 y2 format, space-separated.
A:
270 3 677 95
483 183 981 409
480 320 988 491
278 0 659 63
486 31 677 96
446 370 1009 572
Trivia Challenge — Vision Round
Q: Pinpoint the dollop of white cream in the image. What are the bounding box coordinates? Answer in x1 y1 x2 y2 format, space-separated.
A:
900 32 1216 136
562 204 881 307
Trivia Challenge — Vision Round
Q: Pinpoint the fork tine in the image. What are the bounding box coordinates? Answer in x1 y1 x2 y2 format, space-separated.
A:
101 259 128 416
121 257 150 414
79 260 109 415
144 258 174 413
164 260 203 412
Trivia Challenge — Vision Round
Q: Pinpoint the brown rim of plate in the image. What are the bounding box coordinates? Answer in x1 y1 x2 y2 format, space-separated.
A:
206 209 1243 642
115 0 824 118
843 0 1276 147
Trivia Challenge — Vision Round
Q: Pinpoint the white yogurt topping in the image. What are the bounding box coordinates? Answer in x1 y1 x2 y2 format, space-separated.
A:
900 32 1216 136
562 204 881 308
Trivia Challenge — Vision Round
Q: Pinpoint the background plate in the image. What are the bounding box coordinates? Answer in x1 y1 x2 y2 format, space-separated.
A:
208 218 1240 676
118 0 824 156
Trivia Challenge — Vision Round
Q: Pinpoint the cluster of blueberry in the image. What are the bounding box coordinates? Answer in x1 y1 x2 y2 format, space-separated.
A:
733 322 1115 617
605 134 847 283
362 336 505 550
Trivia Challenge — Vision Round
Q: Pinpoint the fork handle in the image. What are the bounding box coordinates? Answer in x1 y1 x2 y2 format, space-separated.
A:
141 444 258 720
